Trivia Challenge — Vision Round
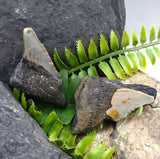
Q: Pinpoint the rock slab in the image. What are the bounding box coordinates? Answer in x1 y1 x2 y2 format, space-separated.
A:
0 81 72 159
0 0 125 83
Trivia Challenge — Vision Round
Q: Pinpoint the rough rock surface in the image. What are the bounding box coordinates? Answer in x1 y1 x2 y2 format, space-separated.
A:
88 72 160 159
72 76 157 134
10 58 67 107
0 0 126 83
0 81 72 159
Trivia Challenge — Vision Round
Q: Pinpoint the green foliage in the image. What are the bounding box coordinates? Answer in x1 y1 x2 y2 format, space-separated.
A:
75 131 96 155
88 143 107 159
65 48 79 67
13 89 115 159
13 88 20 101
134 106 143 117
110 30 119 51
140 25 147 44
54 25 160 80
88 39 98 60
132 30 138 46
150 26 156 42
121 30 130 48
54 48 69 70
77 39 88 63
100 34 109 55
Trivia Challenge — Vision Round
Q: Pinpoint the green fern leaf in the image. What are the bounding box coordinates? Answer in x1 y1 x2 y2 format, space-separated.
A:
77 39 88 63
21 92 27 111
48 119 63 137
110 30 119 51
71 73 78 79
65 48 79 67
146 48 156 65
28 100 42 124
100 34 109 55
127 53 138 72
87 142 107 159
121 30 130 48
75 130 97 155
88 39 98 60
101 147 115 159
157 26 160 40
132 30 138 46
41 111 57 134
150 25 156 42
109 58 126 80
118 55 132 76
88 66 99 76
137 51 146 72
140 25 147 44
54 48 69 70
153 46 160 58
98 61 115 80
78 70 87 79
13 88 20 101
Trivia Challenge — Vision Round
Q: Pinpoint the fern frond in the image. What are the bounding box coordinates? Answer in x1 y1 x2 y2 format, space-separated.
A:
54 25 160 80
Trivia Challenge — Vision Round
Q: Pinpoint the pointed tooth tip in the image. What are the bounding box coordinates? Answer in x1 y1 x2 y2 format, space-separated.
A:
23 27 34 34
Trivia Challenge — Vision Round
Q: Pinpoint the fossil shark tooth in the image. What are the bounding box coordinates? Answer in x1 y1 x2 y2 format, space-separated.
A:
72 76 157 134
10 28 67 106
23 27 60 79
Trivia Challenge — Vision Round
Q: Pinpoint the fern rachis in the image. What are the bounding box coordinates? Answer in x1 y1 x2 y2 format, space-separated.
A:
54 25 160 80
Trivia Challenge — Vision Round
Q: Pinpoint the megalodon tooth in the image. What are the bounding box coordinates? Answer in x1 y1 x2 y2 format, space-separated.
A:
72 76 157 134
10 28 67 107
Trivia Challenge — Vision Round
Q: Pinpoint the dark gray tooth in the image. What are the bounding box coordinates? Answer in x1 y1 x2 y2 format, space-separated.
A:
10 28 67 107
72 77 157 134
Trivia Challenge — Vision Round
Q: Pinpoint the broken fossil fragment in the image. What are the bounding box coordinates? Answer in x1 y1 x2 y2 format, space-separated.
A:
106 88 154 121
72 77 157 134
10 28 67 107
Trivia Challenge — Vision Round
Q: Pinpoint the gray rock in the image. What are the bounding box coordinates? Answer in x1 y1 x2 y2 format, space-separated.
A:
0 0 126 83
0 81 72 159
112 106 160 159
72 76 157 134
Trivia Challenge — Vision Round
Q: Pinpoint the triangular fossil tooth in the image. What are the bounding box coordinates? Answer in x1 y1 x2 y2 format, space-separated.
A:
10 28 67 107
23 27 60 79
72 77 157 134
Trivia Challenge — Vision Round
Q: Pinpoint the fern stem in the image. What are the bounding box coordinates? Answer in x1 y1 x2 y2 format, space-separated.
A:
68 40 160 74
